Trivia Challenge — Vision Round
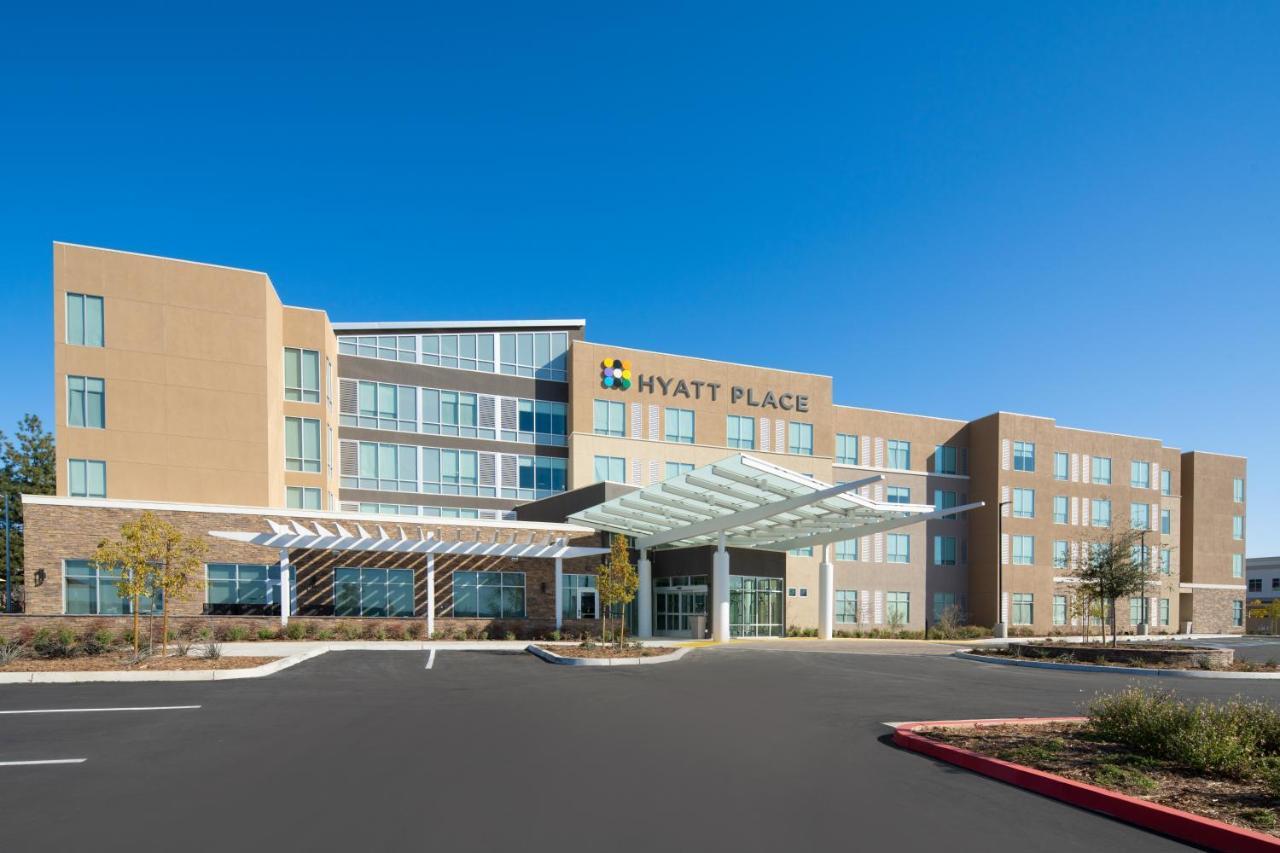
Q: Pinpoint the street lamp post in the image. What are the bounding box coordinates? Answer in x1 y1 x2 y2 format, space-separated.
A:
3 493 10 614
994 499 1012 638
1139 528 1149 634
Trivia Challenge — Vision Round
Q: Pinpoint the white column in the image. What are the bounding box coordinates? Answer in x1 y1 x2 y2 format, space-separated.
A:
712 532 731 642
818 543 834 640
554 553 564 632
278 548 291 628
637 548 652 638
426 553 436 637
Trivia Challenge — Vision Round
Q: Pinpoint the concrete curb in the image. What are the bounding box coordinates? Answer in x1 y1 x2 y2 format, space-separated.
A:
952 650 1280 679
525 644 691 667
0 648 329 684
893 717 1280 852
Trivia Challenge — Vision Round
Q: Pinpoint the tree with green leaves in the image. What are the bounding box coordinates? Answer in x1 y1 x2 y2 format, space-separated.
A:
92 512 207 654
0 414 56 610
596 534 639 647
1247 599 1280 636
1075 526 1158 647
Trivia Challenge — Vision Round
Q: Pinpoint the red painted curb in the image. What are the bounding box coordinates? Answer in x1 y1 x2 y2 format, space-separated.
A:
893 717 1280 852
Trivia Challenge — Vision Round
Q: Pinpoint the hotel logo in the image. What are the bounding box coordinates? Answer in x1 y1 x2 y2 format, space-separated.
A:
600 357 632 390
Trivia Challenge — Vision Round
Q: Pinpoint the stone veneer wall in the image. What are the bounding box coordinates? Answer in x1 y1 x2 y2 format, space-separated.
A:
19 501 603 623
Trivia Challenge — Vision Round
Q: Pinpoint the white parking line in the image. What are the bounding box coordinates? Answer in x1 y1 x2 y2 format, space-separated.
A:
0 759 86 767
0 705 201 715
425 649 437 670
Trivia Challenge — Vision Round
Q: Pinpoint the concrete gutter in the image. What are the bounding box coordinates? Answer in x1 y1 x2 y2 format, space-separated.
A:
211 639 675 656
0 648 328 684
526 644 691 666
953 650 1280 679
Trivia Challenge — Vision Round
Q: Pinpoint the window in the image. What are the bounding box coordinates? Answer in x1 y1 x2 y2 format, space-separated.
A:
1233 516 1244 540
65 293 104 347
1161 469 1171 495
594 455 626 483
67 459 106 498
1233 554 1244 578
206 563 281 613
1012 488 1035 518
835 590 858 623
1131 544 1150 567
1129 597 1146 625
1234 477 1245 503
1092 499 1112 528
506 455 567 500
1053 451 1069 481
344 381 418 433
1160 509 1171 534
419 333 495 372
934 445 958 474
881 533 909 564
835 539 858 561
286 486 322 509
1160 547 1171 575
727 416 756 450
351 442 419 492
422 388 486 437
283 348 320 403
835 433 858 465
1159 598 1170 626
335 567 414 618
665 408 695 444
1053 595 1067 626
932 592 960 621
788 547 813 557
1012 593 1033 625
1052 495 1068 524
284 417 322 472
1274 578 1280 590
886 440 910 470
665 462 693 481
422 447 488 496
453 570 525 618
1053 540 1068 569
499 331 569 381
886 591 910 624
340 334 416 362
934 490 958 518
934 535 956 566
1248 578 1262 592
1013 441 1035 472
1012 535 1034 565
1130 503 1150 530
1130 460 1151 489
1234 600 1244 627
788 422 813 456
67 375 105 428
593 399 626 437
64 560 160 615
1091 456 1112 484
561 573 597 621
887 486 911 504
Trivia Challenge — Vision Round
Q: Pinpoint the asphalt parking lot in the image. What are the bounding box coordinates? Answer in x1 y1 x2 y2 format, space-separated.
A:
3 643 1278 853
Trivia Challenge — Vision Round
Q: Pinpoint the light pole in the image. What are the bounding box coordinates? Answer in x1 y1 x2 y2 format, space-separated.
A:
994 499 1012 638
3 493 10 614
1139 528 1149 633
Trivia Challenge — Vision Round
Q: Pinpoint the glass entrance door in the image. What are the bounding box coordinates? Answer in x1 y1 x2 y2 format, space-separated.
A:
730 576 784 637
654 583 707 637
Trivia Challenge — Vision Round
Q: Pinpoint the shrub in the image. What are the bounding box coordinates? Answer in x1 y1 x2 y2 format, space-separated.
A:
429 629 445 640
365 623 389 641
80 628 116 656
203 642 223 660
1241 808 1277 830
0 639 22 665
33 627 77 659
334 621 359 640
257 626 278 641
548 630 562 642
284 622 307 641
405 623 425 640
313 626 335 640
1093 763 1157 794
504 631 516 641
222 625 250 642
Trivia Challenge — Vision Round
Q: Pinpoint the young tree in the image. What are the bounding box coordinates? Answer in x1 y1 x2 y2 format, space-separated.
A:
1247 599 1280 636
1074 527 1158 647
0 414 56 609
92 512 207 654
596 534 639 647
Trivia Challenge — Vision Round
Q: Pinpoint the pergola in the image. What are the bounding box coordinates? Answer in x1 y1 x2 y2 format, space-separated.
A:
567 454 983 641
210 518 610 632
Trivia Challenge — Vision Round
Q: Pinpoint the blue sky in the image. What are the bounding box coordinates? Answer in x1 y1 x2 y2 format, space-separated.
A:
1 3 1276 554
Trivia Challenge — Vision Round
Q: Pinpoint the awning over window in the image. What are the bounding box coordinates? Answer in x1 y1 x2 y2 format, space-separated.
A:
210 519 610 559
567 454 983 552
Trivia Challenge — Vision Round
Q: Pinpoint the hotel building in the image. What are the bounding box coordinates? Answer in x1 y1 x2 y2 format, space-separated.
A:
21 243 1248 639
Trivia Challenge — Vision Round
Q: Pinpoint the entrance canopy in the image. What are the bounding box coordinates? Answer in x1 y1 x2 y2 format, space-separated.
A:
567 454 982 552
210 519 610 559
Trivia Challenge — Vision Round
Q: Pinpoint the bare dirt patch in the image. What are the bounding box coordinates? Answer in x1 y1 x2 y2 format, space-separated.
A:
0 653 280 672
921 722 1280 837
537 645 677 659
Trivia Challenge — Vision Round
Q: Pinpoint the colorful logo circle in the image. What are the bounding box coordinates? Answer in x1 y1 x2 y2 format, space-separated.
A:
600 357 631 390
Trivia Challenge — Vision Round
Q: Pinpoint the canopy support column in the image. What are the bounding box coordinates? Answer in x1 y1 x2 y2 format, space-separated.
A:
278 548 291 628
554 548 564 632
712 532 731 642
637 548 652 638
426 552 436 638
818 543 833 640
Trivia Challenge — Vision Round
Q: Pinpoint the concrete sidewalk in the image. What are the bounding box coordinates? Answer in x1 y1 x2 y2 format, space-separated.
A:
208 638 679 656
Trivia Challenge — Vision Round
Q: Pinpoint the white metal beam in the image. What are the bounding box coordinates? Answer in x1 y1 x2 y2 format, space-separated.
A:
759 501 986 552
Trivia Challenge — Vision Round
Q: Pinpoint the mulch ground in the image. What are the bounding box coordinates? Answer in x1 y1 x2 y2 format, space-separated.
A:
0 653 280 672
539 645 677 659
970 648 1279 671
922 722 1280 837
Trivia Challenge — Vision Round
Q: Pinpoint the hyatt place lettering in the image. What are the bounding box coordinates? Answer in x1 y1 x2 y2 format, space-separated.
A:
634 374 808 412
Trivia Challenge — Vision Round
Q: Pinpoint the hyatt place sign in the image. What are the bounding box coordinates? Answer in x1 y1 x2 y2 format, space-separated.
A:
598 357 809 412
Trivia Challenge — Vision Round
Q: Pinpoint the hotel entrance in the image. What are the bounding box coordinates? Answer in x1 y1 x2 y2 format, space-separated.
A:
730 575 784 637
653 576 706 638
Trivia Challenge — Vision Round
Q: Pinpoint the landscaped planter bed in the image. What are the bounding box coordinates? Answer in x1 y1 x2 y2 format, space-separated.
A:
0 653 279 672
533 644 677 659
971 642 1258 670
915 720 1279 841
